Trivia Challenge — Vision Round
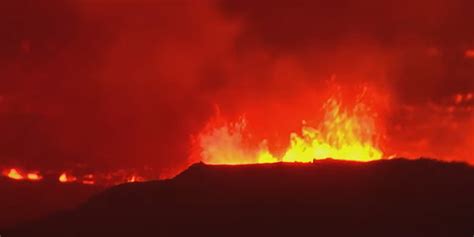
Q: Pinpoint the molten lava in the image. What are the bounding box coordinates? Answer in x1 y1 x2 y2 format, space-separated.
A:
281 98 382 162
2 167 150 185
26 172 42 181
126 175 144 183
195 97 383 164
2 168 43 181
59 172 78 183
3 168 24 180
81 174 95 185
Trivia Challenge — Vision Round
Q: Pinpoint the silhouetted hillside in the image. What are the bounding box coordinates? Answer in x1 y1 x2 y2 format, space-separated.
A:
4 158 474 237
0 178 102 229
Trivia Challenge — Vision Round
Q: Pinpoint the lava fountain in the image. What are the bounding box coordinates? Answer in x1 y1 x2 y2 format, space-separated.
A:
194 96 384 165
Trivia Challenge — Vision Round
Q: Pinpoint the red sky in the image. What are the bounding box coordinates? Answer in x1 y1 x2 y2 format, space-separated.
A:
1 0 473 176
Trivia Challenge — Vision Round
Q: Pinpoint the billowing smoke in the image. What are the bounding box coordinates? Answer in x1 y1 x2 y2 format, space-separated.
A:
0 0 472 177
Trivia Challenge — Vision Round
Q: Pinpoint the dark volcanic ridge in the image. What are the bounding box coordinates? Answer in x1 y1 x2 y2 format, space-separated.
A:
3 158 474 237
0 177 103 229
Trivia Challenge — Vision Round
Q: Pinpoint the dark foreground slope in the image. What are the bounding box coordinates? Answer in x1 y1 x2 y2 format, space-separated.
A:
4 158 474 237
0 178 103 229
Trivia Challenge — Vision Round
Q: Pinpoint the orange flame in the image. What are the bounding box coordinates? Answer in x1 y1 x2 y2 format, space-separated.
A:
195 97 383 164
59 172 77 183
26 172 42 181
126 175 144 183
3 168 148 185
2 168 43 181
3 168 24 180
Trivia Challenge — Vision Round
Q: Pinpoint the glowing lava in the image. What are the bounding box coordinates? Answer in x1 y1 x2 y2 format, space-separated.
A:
2 168 43 181
281 98 382 162
126 175 144 183
3 168 24 180
195 97 383 164
59 172 77 183
2 168 151 185
26 172 42 181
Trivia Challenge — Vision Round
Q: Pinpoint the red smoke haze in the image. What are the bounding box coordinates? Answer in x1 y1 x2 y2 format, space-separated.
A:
0 0 473 178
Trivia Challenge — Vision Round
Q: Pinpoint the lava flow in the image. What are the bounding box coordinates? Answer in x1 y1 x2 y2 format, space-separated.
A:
58 172 77 183
2 167 146 185
195 96 384 165
2 168 43 181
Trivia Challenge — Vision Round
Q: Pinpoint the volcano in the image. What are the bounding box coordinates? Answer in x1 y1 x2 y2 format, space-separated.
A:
3 0 474 236
3 158 474 237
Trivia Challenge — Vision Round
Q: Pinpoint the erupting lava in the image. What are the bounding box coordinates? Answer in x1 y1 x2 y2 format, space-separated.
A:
2 168 147 185
3 168 24 180
26 172 42 181
126 175 144 183
2 168 43 181
195 97 383 165
58 172 77 183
